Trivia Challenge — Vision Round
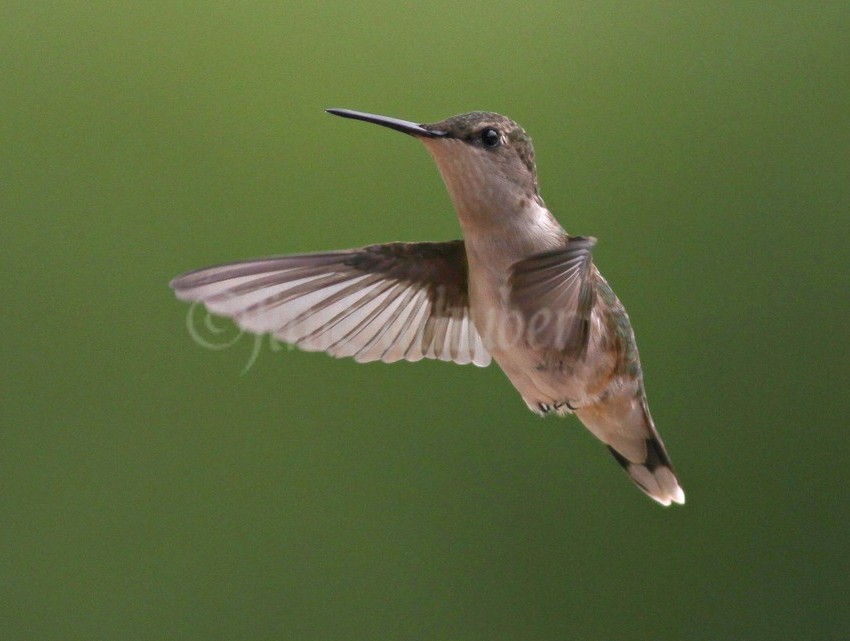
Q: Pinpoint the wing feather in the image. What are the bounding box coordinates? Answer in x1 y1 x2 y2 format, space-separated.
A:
508 236 597 357
170 241 492 367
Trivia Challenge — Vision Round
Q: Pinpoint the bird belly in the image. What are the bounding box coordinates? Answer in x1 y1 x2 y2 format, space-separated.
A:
464 239 618 414
473 296 624 417
491 344 615 416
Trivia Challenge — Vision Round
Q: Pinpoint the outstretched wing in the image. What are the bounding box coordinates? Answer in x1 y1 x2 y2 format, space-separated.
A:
508 236 597 357
170 241 491 367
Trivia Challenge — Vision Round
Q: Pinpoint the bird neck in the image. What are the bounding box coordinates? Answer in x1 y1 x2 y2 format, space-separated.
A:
458 199 566 271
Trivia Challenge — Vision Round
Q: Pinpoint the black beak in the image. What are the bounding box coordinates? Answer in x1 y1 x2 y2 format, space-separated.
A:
326 108 449 138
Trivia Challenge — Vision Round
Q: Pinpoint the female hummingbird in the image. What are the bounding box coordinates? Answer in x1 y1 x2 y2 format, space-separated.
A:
171 109 685 506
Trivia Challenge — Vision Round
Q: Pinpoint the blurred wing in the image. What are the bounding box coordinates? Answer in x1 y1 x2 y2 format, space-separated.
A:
170 241 491 367
509 236 597 357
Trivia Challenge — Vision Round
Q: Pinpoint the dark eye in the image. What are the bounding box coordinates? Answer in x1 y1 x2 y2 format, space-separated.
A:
480 128 501 148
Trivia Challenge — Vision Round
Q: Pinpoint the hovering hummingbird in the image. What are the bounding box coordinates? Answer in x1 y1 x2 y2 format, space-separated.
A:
170 108 685 506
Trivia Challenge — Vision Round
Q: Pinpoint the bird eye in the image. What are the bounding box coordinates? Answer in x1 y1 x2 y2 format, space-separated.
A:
480 128 501 148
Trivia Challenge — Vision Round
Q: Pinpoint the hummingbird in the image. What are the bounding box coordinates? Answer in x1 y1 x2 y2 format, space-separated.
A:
170 108 685 506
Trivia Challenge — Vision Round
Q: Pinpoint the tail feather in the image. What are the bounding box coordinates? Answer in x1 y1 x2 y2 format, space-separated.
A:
608 437 685 507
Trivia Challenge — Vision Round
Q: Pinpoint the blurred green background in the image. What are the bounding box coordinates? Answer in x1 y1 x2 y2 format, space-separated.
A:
2 2 848 639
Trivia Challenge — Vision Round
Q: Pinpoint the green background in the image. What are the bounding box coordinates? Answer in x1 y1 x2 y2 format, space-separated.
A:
3 2 848 639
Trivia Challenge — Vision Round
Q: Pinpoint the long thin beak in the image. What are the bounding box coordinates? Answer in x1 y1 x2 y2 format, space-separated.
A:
326 108 448 138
